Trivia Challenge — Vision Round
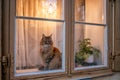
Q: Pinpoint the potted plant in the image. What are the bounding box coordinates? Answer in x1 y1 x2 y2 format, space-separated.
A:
75 38 100 66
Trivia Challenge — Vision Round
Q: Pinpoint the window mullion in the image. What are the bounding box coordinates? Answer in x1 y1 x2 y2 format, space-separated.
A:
75 21 107 27
15 16 65 22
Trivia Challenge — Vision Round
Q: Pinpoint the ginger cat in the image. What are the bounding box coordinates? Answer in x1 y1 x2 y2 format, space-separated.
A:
39 34 61 70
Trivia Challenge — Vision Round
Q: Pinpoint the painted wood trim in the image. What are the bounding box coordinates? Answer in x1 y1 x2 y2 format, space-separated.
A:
106 0 113 70
16 16 65 22
32 69 113 80
114 0 120 71
75 21 107 26
2 0 11 80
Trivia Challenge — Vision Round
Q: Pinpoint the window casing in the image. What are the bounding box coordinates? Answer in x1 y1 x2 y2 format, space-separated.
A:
9 0 109 79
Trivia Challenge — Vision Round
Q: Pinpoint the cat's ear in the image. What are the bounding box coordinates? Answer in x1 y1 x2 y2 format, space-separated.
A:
42 34 45 37
50 34 52 37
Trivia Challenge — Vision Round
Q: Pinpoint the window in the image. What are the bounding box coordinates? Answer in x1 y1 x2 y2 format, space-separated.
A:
73 0 108 71
10 0 108 79
15 0 65 76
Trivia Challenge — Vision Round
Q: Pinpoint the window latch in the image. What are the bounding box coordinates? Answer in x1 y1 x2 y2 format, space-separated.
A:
2 56 8 67
1 56 9 75
110 52 120 61
2 54 11 67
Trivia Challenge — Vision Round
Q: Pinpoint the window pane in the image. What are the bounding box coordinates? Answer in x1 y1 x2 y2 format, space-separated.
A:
74 24 107 69
16 0 64 20
15 19 65 75
75 0 105 24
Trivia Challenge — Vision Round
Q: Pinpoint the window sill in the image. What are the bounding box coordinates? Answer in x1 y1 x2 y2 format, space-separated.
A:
37 69 113 80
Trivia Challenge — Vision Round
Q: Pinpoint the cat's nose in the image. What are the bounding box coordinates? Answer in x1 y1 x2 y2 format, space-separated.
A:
46 41 49 44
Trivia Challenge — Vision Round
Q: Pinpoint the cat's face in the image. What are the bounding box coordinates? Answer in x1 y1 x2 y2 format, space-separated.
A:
40 34 53 45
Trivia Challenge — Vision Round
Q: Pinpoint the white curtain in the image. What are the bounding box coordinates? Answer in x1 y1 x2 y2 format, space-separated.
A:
16 0 63 69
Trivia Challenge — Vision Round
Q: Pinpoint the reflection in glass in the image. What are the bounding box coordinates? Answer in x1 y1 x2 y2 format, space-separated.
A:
75 0 105 24
75 0 85 21
15 19 65 74
16 0 64 20
74 24 107 68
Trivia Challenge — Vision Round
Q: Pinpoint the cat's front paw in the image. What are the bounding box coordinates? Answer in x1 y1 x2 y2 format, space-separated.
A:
38 65 44 70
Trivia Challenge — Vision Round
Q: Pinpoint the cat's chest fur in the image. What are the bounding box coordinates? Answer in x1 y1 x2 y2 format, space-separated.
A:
41 45 51 52
41 45 54 60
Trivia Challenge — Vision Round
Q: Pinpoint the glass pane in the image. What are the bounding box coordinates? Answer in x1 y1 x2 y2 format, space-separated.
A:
74 24 107 69
15 19 65 75
75 0 105 24
16 0 64 20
